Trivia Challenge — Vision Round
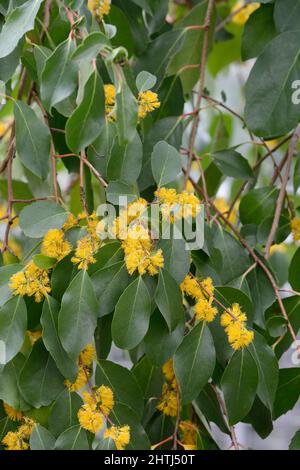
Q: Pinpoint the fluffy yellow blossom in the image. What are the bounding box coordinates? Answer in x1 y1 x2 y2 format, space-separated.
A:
155 188 201 222
162 359 175 383
18 418 35 440
9 261 51 303
231 1 260 25
214 198 237 225
3 403 23 421
41 229 72 261
83 386 114 416
104 425 130 450
194 298 218 323
180 274 202 300
157 382 178 417
79 344 96 367
221 303 254 350
78 403 104 433
112 198 148 239
291 217 300 241
63 213 78 231
65 366 88 392
138 90 160 120
2 431 29 450
179 420 198 450
104 84 116 121
88 0 111 19
71 235 100 270
122 234 164 276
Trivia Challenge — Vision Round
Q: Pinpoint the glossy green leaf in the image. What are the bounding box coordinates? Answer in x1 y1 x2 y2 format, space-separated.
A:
112 277 152 350
55 425 89 450
107 131 142 184
109 403 150 450
66 70 105 152
290 429 300 450
30 424 56 450
19 201 68 238
14 100 51 180
136 71 157 92
211 149 254 180
71 32 110 62
155 268 184 331
116 80 138 145
221 348 258 425
274 368 300 419
48 390 83 438
151 141 181 187
0 296 27 364
58 270 99 361
239 187 279 226
289 247 300 292
242 4 277 60
174 322 216 404
274 0 300 32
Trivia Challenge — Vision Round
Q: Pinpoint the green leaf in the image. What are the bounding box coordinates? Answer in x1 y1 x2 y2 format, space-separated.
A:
290 429 300 450
0 264 22 307
71 32 110 62
215 286 254 323
157 236 190 284
221 348 258 425
19 201 68 238
0 40 23 83
245 31 300 138
248 332 278 412
66 70 105 153
109 403 150 450
55 425 89 450
151 140 182 187
274 0 300 32
247 264 275 327
289 247 300 292
132 356 163 400
144 310 184 366
19 340 64 407
116 80 138 145
14 100 51 180
0 0 43 59
41 296 77 381
33 254 57 269
155 268 184 331
274 368 300 419
41 38 78 112
174 322 216 404
106 181 138 205
195 384 230 435
0 354 28 410
0 296 27 364
107 131 142 184
96 360 144 418
239 187 279 226
211 149 254 180
112 277 152 350
30 424 56 450
242 4 277 60
58 270 99 361
136 71 157 92
91 261 130 317
48 390 83 438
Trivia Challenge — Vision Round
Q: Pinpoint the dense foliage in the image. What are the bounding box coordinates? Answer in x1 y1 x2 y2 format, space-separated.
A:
0 0 300 451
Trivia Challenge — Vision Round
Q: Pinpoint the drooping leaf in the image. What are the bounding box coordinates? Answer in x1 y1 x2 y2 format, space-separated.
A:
155 268 184 331
107 131 143 184
116 80 138 145
274 368 300 419
0 296 27 364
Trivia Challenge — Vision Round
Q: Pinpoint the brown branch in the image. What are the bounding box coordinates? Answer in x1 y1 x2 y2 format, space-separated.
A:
80 150 89 214
265 124 300 259
211 383 239 450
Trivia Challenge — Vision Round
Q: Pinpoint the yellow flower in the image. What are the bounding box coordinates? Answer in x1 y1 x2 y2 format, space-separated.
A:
3 402 23 421
162 359 175 383
104 425 130 450
104 84 116 121
194 298 217 323
2 431 29 450
27 330 43 345
231 1 260 25
291 217 300 241
82 386 114 416
78 403 104 433
88 0 111 19
138 90 160 120
18 418 35 440
41 229 72 261
65 366 88 392
179 420 198 449
155 188 201 222
220 303 254 350
79 344 96 367
157 383 178 417
63 213 78 231
180 274 202 300
9 261 51 303
71 235 100 270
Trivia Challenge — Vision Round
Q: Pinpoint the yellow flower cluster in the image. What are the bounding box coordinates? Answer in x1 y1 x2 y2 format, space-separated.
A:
87 0 111 19
220 303 254 350
2 416 35 451
63 213 78 231
42 229 72 261
3 402 23 421
155 188 201 222
71 235 100 270
9 261 51 303
138 90 160 120
104 425 130 450
65 344 96 392
104 84 116 122
78 385 114 433
291 217 300 241
179 420 198 450
231 1 260 25
157 359 178 417
180 274 217 323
